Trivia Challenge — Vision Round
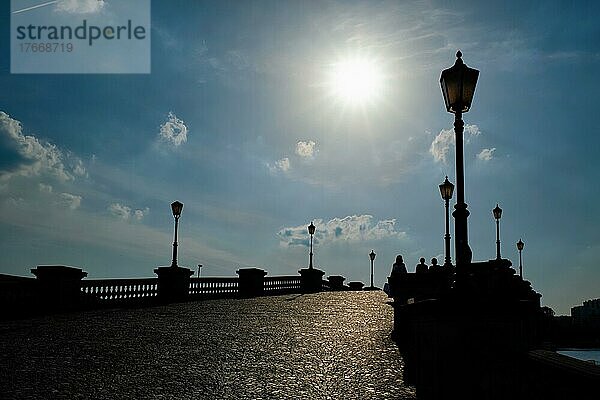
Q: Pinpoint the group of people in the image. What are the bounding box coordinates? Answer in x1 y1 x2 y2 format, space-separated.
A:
415 257 445 273
390 255 449 275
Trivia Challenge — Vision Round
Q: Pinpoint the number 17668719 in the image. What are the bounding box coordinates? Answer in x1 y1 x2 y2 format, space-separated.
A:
19 43 74 52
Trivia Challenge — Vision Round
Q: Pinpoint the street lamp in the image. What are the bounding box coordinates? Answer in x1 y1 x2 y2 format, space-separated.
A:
197 264 203 278
440 50 479 270
369 250 376 288
308 221 316 269
170 200 183 267
517 239 524 278
493 204 502 260
439 176 455 267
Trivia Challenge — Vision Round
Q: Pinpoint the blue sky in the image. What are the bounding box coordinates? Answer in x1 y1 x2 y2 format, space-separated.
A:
1 0 599 314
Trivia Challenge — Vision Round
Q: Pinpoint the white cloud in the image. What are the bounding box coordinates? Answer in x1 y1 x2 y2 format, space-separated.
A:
276 157 290 171
58 192 82 210
465 124 481 137
268 157 290 174
0 111 84 182
477 147 496 161
430 124 481 164
134 207 150 221
55 0 105 14
295 140 316 158
36 183 80 209
159 112 188 147
108 203 149 221
38 183 53 193
108 203 131 220
268 140 319 176
278 215 407 247
72 159 87 177
430 127 454 164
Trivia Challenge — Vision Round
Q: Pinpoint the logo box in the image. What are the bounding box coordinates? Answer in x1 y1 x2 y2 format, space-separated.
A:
11 0 151 74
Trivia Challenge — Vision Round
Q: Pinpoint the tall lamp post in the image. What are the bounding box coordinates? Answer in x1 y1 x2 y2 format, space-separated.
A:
308 221 316 269
170 200 184 267
369 250 376 288
440 51 479 270
439 176 455 267
517 239 524 278
493 204 502 260
197 264 203 278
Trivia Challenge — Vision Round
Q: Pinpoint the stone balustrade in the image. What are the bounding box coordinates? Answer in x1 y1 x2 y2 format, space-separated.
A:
80 278 158 306
264 275 301 294
1 264 361 319
189 277 239 299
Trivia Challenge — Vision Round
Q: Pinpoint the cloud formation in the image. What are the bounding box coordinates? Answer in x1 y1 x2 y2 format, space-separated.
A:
0 111 84 182
58 192 82 210
278 215 406 247
55 0 105 14
72 159 87 177
430 124 481 164
429 127 454 164
268 157 290 174
464 125 481 137
295 140 316 158
108 203 149 221
38 183 53 193
159 112 188 147
268 140 316 177
477 147 496 161
133 208 150 221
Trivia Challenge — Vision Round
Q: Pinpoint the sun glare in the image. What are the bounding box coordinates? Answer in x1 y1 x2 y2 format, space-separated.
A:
329 57 384 106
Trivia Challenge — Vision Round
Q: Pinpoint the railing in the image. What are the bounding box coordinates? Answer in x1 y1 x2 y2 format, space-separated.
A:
189 277 239 299
0 275 37 302
80 278 158 307
264 276 301 294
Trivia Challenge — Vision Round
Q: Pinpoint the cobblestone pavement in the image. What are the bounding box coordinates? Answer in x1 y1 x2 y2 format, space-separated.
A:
0 291 415 399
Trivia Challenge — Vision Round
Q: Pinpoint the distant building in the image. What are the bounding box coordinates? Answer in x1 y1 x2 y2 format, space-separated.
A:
571 298 600 323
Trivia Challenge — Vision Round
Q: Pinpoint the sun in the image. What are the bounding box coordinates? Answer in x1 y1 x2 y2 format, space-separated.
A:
328 57 384 106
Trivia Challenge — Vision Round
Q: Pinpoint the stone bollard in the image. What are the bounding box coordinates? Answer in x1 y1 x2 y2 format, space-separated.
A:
348 281 365 291
31 265 88 312
236 267 267 298
298 268 325 293
154 266 194 303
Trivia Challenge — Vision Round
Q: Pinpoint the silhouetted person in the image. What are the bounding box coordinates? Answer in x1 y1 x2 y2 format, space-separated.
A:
391 255 407 275
416 257 428 273
429 257 443 273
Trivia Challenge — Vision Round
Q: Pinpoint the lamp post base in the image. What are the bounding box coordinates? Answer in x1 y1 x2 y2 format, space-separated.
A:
298 267 325 293
154 266 193 303
452 203 472 269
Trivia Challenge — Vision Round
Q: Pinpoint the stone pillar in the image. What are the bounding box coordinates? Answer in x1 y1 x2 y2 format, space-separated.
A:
154 266 194 303
31 265 88 311
236 267 267 298
298 268 325 293
327 275 346 291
